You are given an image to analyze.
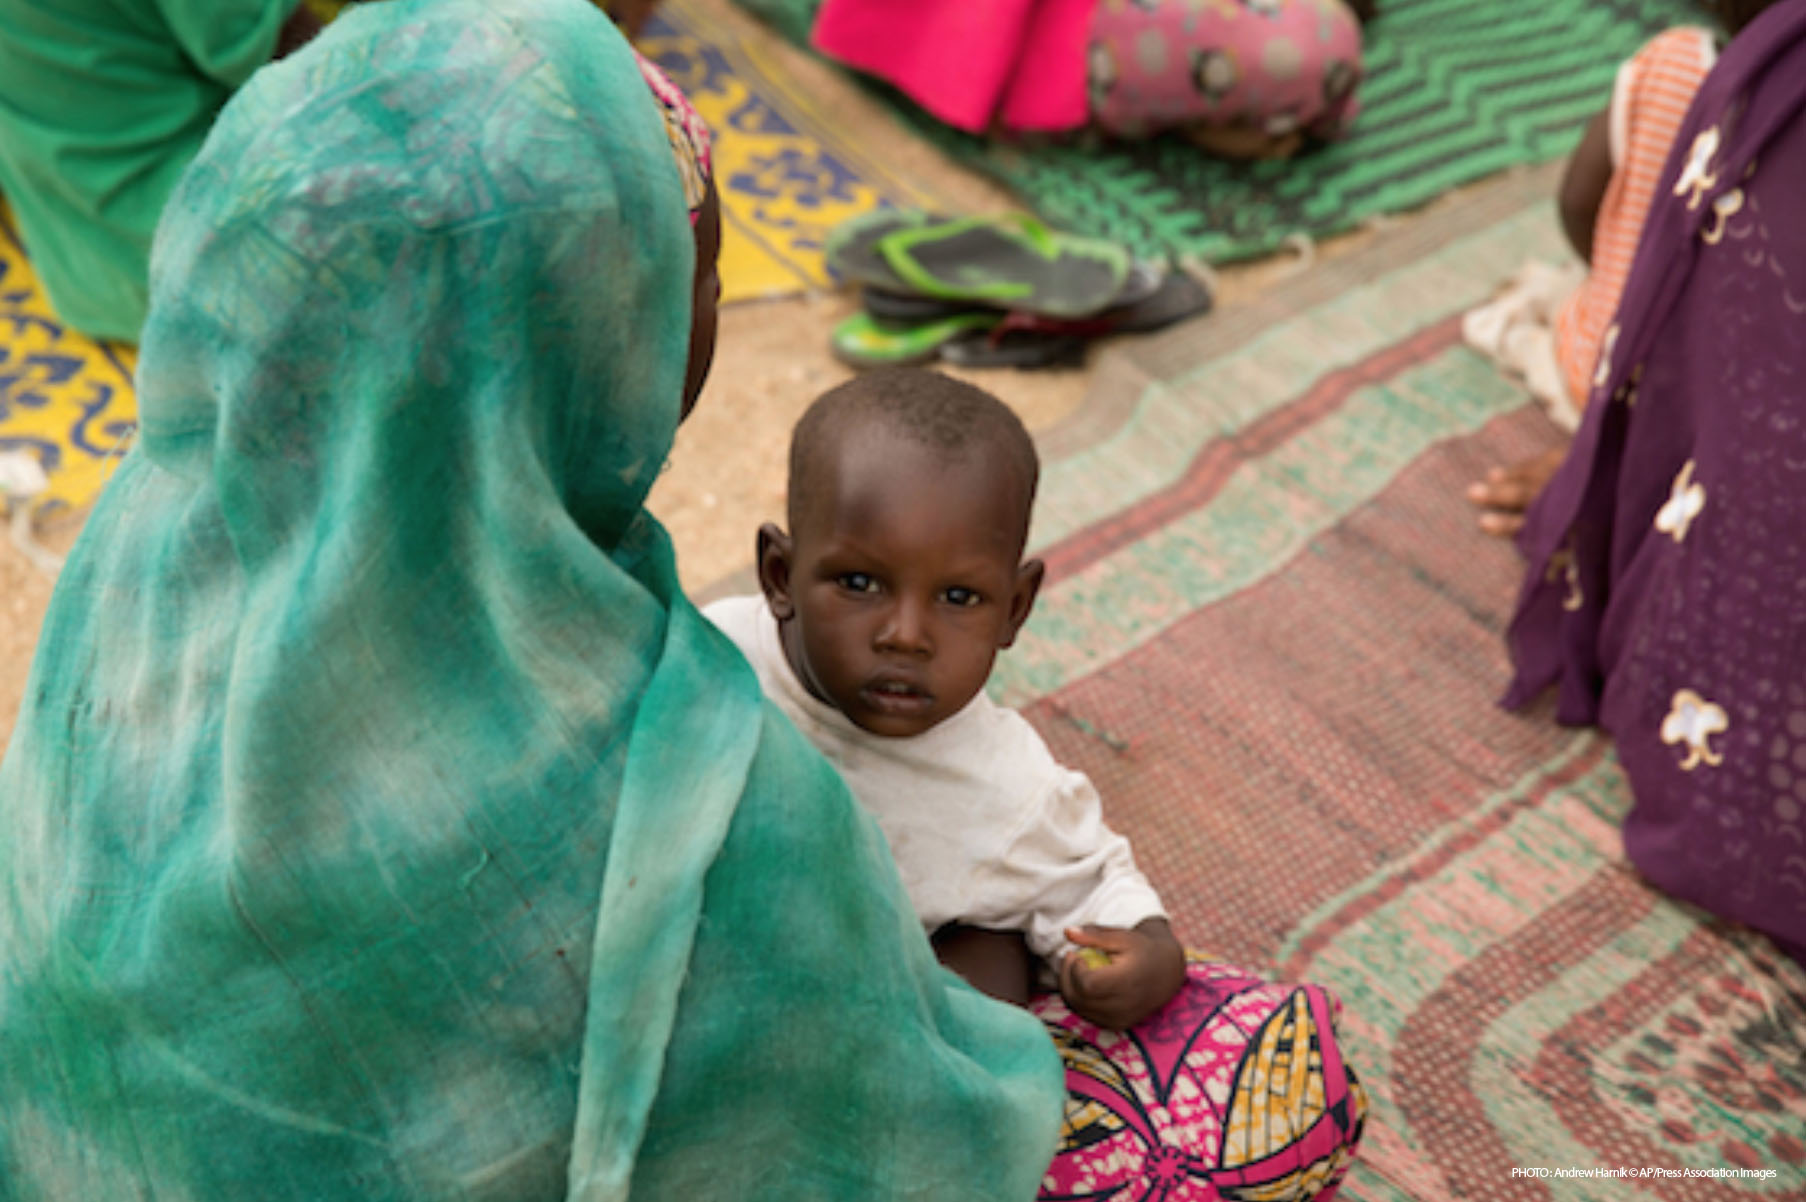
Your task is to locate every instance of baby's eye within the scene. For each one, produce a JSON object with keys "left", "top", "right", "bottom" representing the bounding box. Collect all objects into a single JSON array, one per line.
[
  {"left": 942, "top": 586, "right": 982, "bottom": 608},
  {"left": 836, "top": 572, "right": 879, "bottom": 594}
]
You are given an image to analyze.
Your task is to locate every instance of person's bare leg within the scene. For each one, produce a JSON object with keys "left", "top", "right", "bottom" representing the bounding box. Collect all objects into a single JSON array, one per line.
[
  {"left": 1466, "top": 446, "right": 1568, "bottom": 536},
  {"left": 932, "top": 923, "right": 1034, "bottom": 1007}
]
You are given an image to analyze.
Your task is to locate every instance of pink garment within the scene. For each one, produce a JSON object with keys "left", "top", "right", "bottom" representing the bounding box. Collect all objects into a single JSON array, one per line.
[
  {"left": 1088, "top": 0, "right": 1364, "bottom": 140},
  {"left": 811, "top": 0, "right": 1093, "bottom": 133},
  {"left": 1031, "top": 958, "right": 1367, "bottom": 1200}
]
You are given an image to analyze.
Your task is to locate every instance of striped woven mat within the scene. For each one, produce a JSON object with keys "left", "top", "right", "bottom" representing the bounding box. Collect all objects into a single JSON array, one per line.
[
  {"left": 896, "top": 163, "right": 1804, "bottom": 1196},
  {"left": 736, "top": 0, "right": 1706, "bottom": 262}
]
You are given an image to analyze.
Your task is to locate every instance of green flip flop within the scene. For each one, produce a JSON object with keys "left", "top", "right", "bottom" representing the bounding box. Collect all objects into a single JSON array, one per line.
[
  {"left": 827, "top": 210, "right": 1130, "bottom": 320},
  {"left": 829, "top": 310, "right": 1000, "bottom": 369},
  {"left": 863, "top": 256, "right": 1169, "bottom": 323},
  {"left": 877, "top": 214, "right": 1127, "bottom": 318},
  {"left": 825, "top": 208, "right": 940, "bottom": 288}
]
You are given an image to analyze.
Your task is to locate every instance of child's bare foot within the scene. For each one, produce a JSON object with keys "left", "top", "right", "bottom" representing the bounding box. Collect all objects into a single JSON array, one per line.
[{"left": 1466, "top": 446, "right": 1567, "bottom": 537}]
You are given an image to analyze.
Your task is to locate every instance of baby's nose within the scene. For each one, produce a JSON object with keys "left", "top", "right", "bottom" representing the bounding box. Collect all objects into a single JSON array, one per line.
[{"left": 875, "top": 598, "right": 933, "bottom": 656}]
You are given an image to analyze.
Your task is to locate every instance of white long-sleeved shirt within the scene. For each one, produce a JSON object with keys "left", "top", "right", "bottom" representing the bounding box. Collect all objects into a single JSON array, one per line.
[{"left": 703, "top": 594, "right": 1165, "bottom": 961}]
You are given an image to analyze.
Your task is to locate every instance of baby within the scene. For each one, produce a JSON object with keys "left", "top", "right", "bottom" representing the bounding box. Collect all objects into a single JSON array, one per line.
[{"left": 704, "top": 367, "right": 1185, "bottom": 1029}]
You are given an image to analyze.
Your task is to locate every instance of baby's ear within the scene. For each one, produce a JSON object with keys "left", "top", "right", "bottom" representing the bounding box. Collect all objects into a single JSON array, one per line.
[
  {"left": 757, "top": 523, "right": 798, "bottom": 620},
  {"left": 1000, "top": 558, "right": 1045, "bottom": 648}
]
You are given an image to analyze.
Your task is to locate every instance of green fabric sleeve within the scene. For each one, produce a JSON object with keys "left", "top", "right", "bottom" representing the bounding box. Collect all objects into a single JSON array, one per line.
[{"left": 154, "top": 0, "right": 293, "bottom": 85}]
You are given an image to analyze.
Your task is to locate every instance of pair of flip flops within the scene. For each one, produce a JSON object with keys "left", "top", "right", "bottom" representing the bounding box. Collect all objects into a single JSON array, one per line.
[{"left": 825, "top": 209, "right": 1212, "bottom": 370}]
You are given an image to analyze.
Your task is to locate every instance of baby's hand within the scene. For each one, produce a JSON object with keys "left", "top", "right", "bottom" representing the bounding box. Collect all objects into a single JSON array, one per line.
[{"left": 1058, "top": 919, "right": 1187, "bottom": 1030}]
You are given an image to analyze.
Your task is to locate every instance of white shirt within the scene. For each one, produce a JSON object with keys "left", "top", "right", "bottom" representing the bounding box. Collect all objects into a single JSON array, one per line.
[{"left": 703, "top": 594, "right": 1165, "bottom": 961}]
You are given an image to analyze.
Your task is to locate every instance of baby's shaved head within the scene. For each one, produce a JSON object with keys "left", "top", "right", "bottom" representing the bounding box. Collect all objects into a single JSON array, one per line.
[{"left": 788, "top": 368, "right": 1040, "bottom": 549}]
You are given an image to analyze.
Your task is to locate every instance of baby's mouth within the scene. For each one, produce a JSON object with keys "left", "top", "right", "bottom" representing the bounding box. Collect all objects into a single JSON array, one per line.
[{"left": 862, "top": 677, "right": 934, "bottom": 715}]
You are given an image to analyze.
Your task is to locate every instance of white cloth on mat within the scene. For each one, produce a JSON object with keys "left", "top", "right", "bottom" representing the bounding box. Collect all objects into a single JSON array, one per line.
[
  {"left": 703, "top": 593, "right": 1166, "bottom": 962},
  {"left": 1461, "top": 259, "right": 1586, "bottom": 431}
]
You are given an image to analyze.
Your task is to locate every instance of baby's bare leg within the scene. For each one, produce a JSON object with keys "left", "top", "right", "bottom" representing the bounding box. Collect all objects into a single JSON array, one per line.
[{"left": 931, "top": 923, "right": 1034, "bottom": 1007}]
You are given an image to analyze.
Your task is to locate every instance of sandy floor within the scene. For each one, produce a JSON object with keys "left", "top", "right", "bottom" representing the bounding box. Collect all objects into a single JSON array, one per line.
[
  {"left": 0, "top": 242, "right": 1397, "bottom": 748},
  {"left": 0, "top": 0, "right": 1460, "bottom": 745},
  {"left": 0, "top": 287, "right": 1101, "bottom": 740},
  {"left": 650, "top": 251, "right": 1332, "bottom": 599},
  {"left": 0, "top": 240, "right": 1098, "bottom": 746},
  {"left": 0, "top": 241, "right": 1362, "bottom": 744}
]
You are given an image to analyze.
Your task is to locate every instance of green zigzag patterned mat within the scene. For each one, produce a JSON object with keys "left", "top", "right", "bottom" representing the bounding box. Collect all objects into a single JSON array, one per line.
[{"left": 734, "top": 0, "right": 1705, "bottom": 261}]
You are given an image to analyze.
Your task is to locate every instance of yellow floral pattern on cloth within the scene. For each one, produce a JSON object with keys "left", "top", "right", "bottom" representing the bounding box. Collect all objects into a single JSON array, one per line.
[
  {"left": 1613, "top": 361, "right": 1644, "bottom": 408},
  {"left": 1702, "top": 187, "right": 1745, "bottom": 245},
  {"left": 1662, "top": 688, "right": 1729, "bottom": 770},
  {"left": 1654, "top": 459, "right": 1705, "bottom": 542},
  {"left": 0, "top": 202, "right": 137, "bottom": 519},
  {"left": 1673, "top": 125, "right": 1721, "bottom": 211},
  {"left": 1592, "top": 323, "right": 1619, "bottom": 392},
  {"left": 1694, "top": 150, "right": 1762, "bottom": 248},
  {"left": 1546, "top": 543, "right": 1584, "bottom": 612}
]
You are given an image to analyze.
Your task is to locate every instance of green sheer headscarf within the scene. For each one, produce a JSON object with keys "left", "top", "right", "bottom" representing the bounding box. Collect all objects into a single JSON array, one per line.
[{"left": 0, "top": 1, "right": 1064, "bottom": 1198}]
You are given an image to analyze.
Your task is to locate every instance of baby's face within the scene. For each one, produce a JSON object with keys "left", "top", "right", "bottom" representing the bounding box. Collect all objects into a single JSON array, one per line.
[{"left": 772, "top": 434, "right": 1039, "bottom": 738}]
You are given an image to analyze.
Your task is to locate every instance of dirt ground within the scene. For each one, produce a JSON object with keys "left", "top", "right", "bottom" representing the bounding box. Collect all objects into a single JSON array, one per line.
[
  {"left": 0, "top": 293, "right": 1104, "bottom": 740},
  {"left": 0, "top": 0, "right": 1411, "bottom": 745},
  {"left": 0, "top": 244, "right": 1355, "bottom": 745}
]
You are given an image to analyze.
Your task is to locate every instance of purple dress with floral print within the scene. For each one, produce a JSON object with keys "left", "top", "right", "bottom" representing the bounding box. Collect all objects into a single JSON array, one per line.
[{"left": 1504, "top": 0, "right": 1806, "bottom": 961}]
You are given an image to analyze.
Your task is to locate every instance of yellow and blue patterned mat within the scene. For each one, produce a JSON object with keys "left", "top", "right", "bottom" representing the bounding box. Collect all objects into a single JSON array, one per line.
[
  {"left": 645, "top": 0, "right": 936, "bottom": 301},
  {"left": 0, "top": 206, "right": 136, "bottom": 521},
  {"left": 0, "top": 0, "right": 914, "bottom": 518}
]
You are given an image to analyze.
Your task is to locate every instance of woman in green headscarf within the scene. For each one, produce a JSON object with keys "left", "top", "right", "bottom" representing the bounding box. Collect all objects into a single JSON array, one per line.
[{"left": 0, "top": 1, "right": 1064, "bottom": 1197}]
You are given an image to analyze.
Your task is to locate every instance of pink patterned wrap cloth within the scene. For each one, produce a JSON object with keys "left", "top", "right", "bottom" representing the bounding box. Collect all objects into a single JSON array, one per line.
[
  {"left": 633, "top": 49, "right": 713, "bottom": 222},
  {"left": 1031, "top": 957, "right": 1368, "bottom": 1201}
]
